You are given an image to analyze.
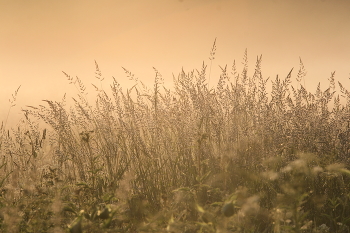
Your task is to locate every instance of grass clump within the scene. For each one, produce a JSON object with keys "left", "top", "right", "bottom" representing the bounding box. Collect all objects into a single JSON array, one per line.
[{"left": 1, "top": 42, "right": 350, "bottom": 232}]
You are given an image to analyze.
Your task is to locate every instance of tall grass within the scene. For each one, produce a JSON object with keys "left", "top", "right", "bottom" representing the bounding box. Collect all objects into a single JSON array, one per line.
[{"left": 1, "top": 42, "right": 350, "bottom": 232}]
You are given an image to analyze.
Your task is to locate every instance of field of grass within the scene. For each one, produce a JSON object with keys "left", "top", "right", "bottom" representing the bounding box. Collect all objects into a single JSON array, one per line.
[{"left": 1, "top": 45, "right": 350, "bottom": 232}]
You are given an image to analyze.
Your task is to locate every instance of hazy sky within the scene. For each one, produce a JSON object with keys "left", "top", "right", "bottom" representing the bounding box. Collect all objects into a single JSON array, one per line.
[{"left": 1, "top": 0, "right": 350, "bottom": 125}]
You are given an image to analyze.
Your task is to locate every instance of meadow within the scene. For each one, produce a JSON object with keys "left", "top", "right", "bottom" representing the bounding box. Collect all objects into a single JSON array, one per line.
[{"left": 1, "top": 44, "right": 350, "bottom": 232}]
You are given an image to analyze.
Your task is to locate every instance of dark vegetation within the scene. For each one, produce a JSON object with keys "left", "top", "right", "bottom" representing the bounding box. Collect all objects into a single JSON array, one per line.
[{"left": 1, "top": 42, "right": 350, "bottom": 232}]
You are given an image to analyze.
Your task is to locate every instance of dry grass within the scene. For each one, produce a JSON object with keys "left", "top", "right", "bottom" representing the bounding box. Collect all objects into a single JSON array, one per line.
[{"left": 1, "top": 42, "right": 350, "bottom": 232}]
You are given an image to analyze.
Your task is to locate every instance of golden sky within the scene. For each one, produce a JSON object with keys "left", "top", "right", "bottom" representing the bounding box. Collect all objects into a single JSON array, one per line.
[{"left": 1, "top": 0, "right": 350, "bottom": 125}]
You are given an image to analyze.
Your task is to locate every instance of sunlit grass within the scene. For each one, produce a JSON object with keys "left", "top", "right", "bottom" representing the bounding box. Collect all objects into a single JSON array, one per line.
[{"left": 1, "top": 42, "right": 350, "bottom": 232}]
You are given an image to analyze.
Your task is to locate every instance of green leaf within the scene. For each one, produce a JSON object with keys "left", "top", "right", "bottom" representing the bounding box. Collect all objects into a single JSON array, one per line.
[
  {"left": 339, "top": 168, "right": 350, "bottom": 176},
  {"left": 210, "top": 202, "right": 223, "bottom": 207},
  {"left": 68, "top": 216, "right": 83, "bottom": 233},
  {"left": 196, "top": 204, "right": 205, "bottom": 213},
  {"left": 63, "top": 206, "right": 77, "bottom": 215},
  {"left": 76, "top": 182, "right": 89, "bottom": 187}
]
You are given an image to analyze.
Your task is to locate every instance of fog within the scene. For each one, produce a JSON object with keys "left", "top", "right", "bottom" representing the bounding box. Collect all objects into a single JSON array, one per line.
[{"left": 1, "top": 0, "right": 350, "bottom": 127}]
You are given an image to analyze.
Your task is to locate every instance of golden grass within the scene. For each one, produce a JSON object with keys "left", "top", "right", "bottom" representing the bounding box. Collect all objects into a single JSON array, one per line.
[{"left": 1, "top": 42, "right": 350, "bottom": 232}]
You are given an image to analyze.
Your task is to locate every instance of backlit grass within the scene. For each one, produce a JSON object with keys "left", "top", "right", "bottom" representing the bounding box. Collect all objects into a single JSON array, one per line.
[{"left": 1, "top": 43, "right": 350, "bottom": 232}]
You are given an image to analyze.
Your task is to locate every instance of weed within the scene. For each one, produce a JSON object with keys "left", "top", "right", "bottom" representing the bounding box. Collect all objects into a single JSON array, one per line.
[{"left": 1, "top": 40, "right": 350, "bottom": 232}]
